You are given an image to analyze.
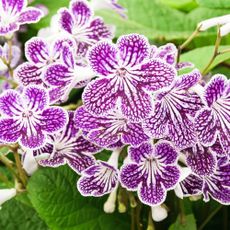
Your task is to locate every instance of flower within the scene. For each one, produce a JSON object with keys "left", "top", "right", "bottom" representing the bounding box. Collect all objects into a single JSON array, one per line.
[
  {"left": 0, "top": 86, "right": 68, "bottom": 149},
  {"left": 77, "top": 148, "right": 120, "bottom": 196},
  {"left": 83, "top": 33, "right": 176, "bottom": 122},
  {"left": 0, "top": 188, "right": 16, "bottom": 206},
  {"left": 90, "top": 0, "right": 127, "bottom": 19},
  {"left": 0, "top": 0, "right": 44, "bottom": 36},
  {"left": 180, "top": 144, "right": 230, "bottom": 204},
  {"left": 44, "top": 43, "right": 95, "bottom": 103},
  {"left": 143, "top": 69, "right": 203, "bottom": 149},
  {"left": 195, "top": 74, "right": 230, "bottom": 153},
  {"left": 33, "top": 112, "right": 101, "bottom": 174},
  {"left": 120, "top": 141, "right": 180, "bottom": 206},
  {"left": 75, "top": 106, "right": 149, "bottom": 148},
  {"left": 58, "top": 0, "right": 113, "bottom": 57}
]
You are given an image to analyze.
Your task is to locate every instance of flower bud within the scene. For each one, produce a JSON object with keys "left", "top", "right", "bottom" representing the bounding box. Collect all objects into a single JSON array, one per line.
[
  {"left": 220, "top": 22, "right": 230, "bottom": 37},
  {"left": 103, "top": 187, "right": 118, "bottom": 213},
  {"left": 151, "top": 205, "right": 168, "bottom": 222},
  {"left": 0, "top": 188, "right": 17, "bottom": 206}
]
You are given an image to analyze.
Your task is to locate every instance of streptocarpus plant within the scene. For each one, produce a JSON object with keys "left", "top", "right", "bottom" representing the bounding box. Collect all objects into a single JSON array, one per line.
[{"left": 0, "top": 0, "right": 229, "bottom": 229}]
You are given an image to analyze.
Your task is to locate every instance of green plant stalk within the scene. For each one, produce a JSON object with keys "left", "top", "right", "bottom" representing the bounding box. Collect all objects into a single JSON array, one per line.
[
  {"left": 198, "top": 205, "right": 222, "bottom": 230},
  {"left": 147, "top": 209, "right": 155, "bottom": 230}
]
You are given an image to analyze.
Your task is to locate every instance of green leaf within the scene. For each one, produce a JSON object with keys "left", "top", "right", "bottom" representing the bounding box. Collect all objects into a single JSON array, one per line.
[
  {"left": 196, "top": 0, "right": 230, "bottom": 8},
  {"left": 97, "top": 0, "right": 194, "bottom": 40},
  {"left": 169, "top": 214, "right": 197, "bottom": 230},
  {"left": 180, "top": 45, "right": 230, "bottom": 72},
  {"left": 27, "top": 166, "right": 130, "bottom": 230},
  {"left": 160, "top": 0, "right": 198, "bottom": 12},
  {"left": 0, "top": 194, "right": 48, "bottom": 230}
]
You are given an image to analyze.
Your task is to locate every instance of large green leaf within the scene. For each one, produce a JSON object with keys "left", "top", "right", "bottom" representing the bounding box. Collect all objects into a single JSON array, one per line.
[
  {"left": 196, "top": 0, "right": 230, "bottom": 8},
  {"left": 169, "top": 214, "right": 197, "bottom": 230},
  {"left": 27, "top": 166, "right": 130, "bottom": 230},
  {"left": 180, "top": 45, "right": 230, "bottom": 72},
  {"left": 0, "top": 194, "right": 48, "bottom": 230},
  {"left": 160, "top": 0, "right": 198, "bottom": 12}
]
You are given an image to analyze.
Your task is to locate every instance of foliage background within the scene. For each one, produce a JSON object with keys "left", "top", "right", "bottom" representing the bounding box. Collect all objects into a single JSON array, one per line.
[{"left": 0, "top": 0, "right": 229, "bottom": 229}]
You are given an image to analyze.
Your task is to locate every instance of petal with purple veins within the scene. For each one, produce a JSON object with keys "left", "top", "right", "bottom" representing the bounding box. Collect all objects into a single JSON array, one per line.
[
  {"left": 154, "top": 141, "right": 178, "bottom": 165},
  {"left": 0, "top": 118, "right": 21, "bottom": 143},
  {"left": 160, "top": 165, "right": 180, "bottom": 189},
  {"left": 18, "top": 7, "right": 43, "bottom": 24},
  {"left": 129, "top": 142, "right": 153, "bottom": 163},
  {"left": 121, "top": 89, "right": 153, "bottom": 122},
  {"left": 195, "top": 108, "right": 218, "bottom": 147},
  {"left": 88, "top": 41, "right": 118, "bottom": 76},
  {"left": 15, "top": 62, "right": 43, "bottom": 86},
  {"left": 0, "top": 23, "right": 18, "bottom": 36},
  {"left": 117, "top": 34, "right": 149, "bottom": 67},
  {"left": 139, "top": 59, "right": 176, "bottom": 91},
  {"left": 155, "top": 43, "right": 177, "bottom": 65},
  {"left": 70, "top": 0, "right": 92, "bottom": 26},
  {"left": 73, "top": 136, "right": 101, "bottom": 153},
  {"left": 120, "top": 163, "right": 141, "bottom": 190},
  {"left": 2, "top": 0, "right": 26, "bottom": 14},
  {"left": 205, "top": 74, "right": 227, "bottom": 107},
  {"left": 25, "top": 37, "right": 49, "bottom": 65},
  {"left": 0, "top": 90, "right": 23, "bottom": 117},
  {"left": 40, "top": 107, "right": 68, "bottom": 133},
  {"left": 83, "top": 78, "right": 118, "bottom": 115},
  {"left": 121, "top": 122, "right": 149, "bottom": 147},
  {"left": 23, "top": 86, "right": 48, "bottom": 111},
  {"left": 139, "top": 180, "right": 166, "bottom": 206},
  {"left": 39, "top": 152, "right": 65, "bottom": 167},
  {"left": 58, "top": 8, "right": 74, "bottom": 34}
]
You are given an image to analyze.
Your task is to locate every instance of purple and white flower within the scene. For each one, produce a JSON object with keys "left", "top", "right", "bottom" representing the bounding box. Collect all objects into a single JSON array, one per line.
[
  {"left": 0, "top": 86, "right": 68, "bottom": 149},
  {"left": 0, "top": 0, "right": 44, "bottom": 36},
  {"left": 58, "top": 0, "right": 113, "bottom": 57},
  {"left": 75, "top": 106, "right": 149, "bottom": 148},
  {"left": 180, "top": 144, "right": 230, "bottom": 205},
  {"left": 33, "top": 112, "right": 101, "bottom": 174},
  {"left": 77, "top": 148, "right": 120, "bottom": 196},
  {"left": 120, "top": 141, "right": 180, "bottom": 206},
  {"left": 143, "top": 69, "right": 203, "bottom": 149},
  {"left": 195, "top": 74, "right": 230, "bottom": 153},
  {"left": 83, "top": 34, "right": 176, "bottom": 122}
]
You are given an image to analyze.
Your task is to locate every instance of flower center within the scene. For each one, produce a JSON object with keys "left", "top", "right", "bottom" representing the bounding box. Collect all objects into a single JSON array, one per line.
[
  {"left": 22, "top": 110, "right": 33, "bottom": 118},
  {"left": 116, "top": 68, "right": 127, "bottom": 77}
]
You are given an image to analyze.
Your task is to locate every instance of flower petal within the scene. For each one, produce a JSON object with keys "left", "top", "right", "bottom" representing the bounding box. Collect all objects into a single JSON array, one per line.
[
  {"left": 139, "top": 59, "right": 176, "bottom": 91},
  {"left": 70, "top": 0, "right": 92, "bottom": 26},
  {"left": 121, "top": 89, "right": 153, "bottom": 122},
  {"left": 61, "top": 44, "right": 74, "bottom": 68},
  {"left": 15, "top": 62, "right": 43, "bottom": 86},
  {"left": 155, "top": 43, "right": 177, "bottom": 65},
  {"left": 205, "top": 74, "right": 227, "bottom": 107},
  {"left": 120, "top": 163, "right": 141, "bottom": 190},
  {"left": 0, "top": 89, "right": 22, "bottom": 117},
  {"left": 23, "top": 86, "right": 48, "bottom": 111},
  {"left": 121, "top": 122, "right": 149, "bottom": 146},
  {"left": 20, "top": 131, "right": 46, "bottom": 149},
  {"left": 58, "top": 8, "right": 74, "bottom": 34},
  {"left": 195, "top": 108, "right": 218, "bottom": 146},
  {"left": 0, "top": 118, "right": 21, "bottom": 143},
  {"left": 154, "top": 141, "right": 178, "bottom": 165},
  {"left": 2, "top": 0, "right": 26, "bottom": 14},
  {"left": 18, "top": 7, "right": 43, "bottom": 24},
  {"left": 117, "top": 34, "right": 149, "bottom": 67},
  {"left": 39, "top": 153, "right": 65, "bottom": 167},
  {"left": 139, "top": 181, "right": 166, "bottom": 206},
  {"left": 88, "top": 41, "right": 118, "bottom": 76},
  {"left": 73, "top": 136, "right": 101, "bottom": 153},
  {"left": 129, "top": 142, "right": 153, "bottom": 163},
  {"left": 83, "top": 78, "right": 118, "bottom": 115},
  {"left": 160, "top": 165, "right": 180, "bottom": 189},
  {"left": 0, "top": 23, "right": 18, "bottom": 35},
  {"left": 25, "top": 37, "right": 49, "bottom": 65},
  {"left": 40, "top": 107, "right": 68, "bottom": 133}
]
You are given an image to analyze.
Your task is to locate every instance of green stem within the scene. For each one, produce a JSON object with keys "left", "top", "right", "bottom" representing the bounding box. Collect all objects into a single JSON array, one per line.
[
  {"left": 198, "top": 205, "right": 222, "bottom": 230},
  {"left": 131, "top": 207, "right": 135, "bottom": 230},
  {"left": 179, "top": 199, "right": 186, "bottom": 225},
  {"left": 202, "top": 27, "right": 222, "bottom": 75},
  {"left": 147, "top": 209, "right": 155, "bottom": 230}
]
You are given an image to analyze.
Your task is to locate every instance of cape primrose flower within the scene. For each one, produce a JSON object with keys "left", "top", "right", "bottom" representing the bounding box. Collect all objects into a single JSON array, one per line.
[
  {"left": 77, "top": 148, "right": 120, "bottom": 196},
  {"left": 33, "top": 112, "right": 101, "bottom": 174},
  {"left": 120, "top": 141, "right": 181, "bottom": 206},
  {"left": 0, "top": 0, "right": 44, "bottom": 36},
  {"left": 195, "top": 74, "right": 230, "bottom": 153},
  {"left": 83, "top": 33, "right": 176, "bottom": 122},
  {"left": 0, "top": 86, "right": 68, "bottom": 149},
  {"left": 58, "top": 0, "right": 113, "bottom": 57},
  {"left": 15, "top": 36, "right": 74, "bottom": 87},
  {"left": 143, "top": 69, "right": 203, "bottom": 149},
  {"left": 180, "top": 144, "right": 230, "bottom": 204},
  {"left": 75, "top": 106, "right": 149, "bottom": 148}
]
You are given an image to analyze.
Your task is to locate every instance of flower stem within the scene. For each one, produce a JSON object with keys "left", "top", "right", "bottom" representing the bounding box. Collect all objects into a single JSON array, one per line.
[
  {"left": 0, "top": 154, "right": 19, "bottom": 179},
  {"left": 147, "top": 209, "right": 155, "bottom": 230},
  {"left": 198, "top": 205, "right": 222, "bottom": 230},
  {"left": 179, "top": 199, "right": 186, "bottom": 225},
  {"left": 131, "top": 207, "right": 135, "bottom": 230},
  {"left": 202, "top": 27, "right": 222, "bottom": 75},
  {"left": 177, "top": 26, "right": 200, "bottom": 63}
]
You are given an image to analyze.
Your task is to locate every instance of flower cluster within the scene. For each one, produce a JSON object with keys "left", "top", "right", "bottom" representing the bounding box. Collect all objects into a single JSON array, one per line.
[{"left": 0, "top": 0, "right": 229, "bottom": 221}]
